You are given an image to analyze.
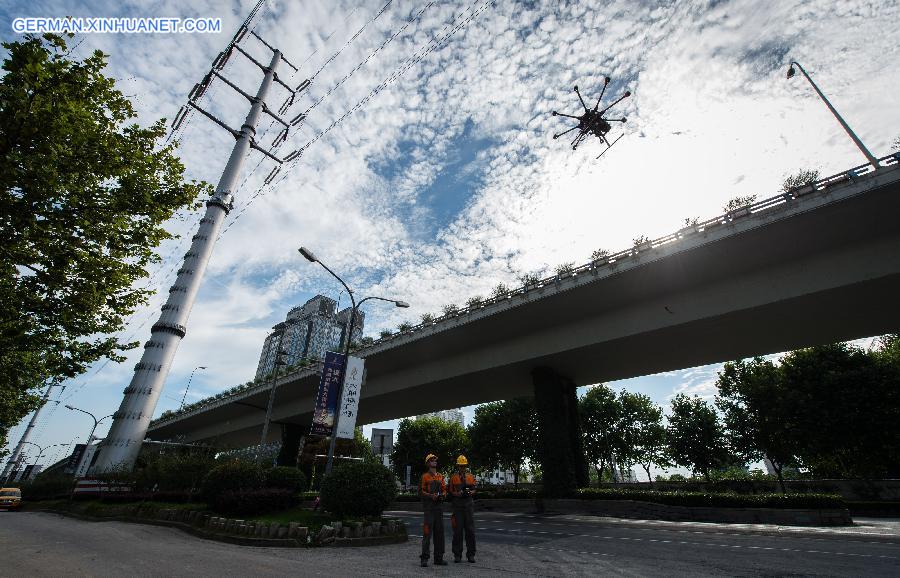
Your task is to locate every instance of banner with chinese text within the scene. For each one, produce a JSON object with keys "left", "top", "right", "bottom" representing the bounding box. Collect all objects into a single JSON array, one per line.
[
  {"left": 310, "top": 351, "right": 344, "bottom": 436},
  {"left": 335, "top": 355, "right": 365, "bottom": 439}
]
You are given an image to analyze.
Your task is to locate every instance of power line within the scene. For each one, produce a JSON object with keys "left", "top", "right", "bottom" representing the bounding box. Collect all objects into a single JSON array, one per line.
[{"left": 221, "top": 0, "right": 497, "bottom": 234}]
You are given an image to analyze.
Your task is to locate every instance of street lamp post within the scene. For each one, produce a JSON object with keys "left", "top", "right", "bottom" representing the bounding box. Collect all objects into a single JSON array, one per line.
[
  {"left": 20, "top": 442, "right": 65, "bottom": 479},
  {"left": 298, "top": 246, "right": 409, "bottom": 474},
  {"left": 256, "top": 349, "right": 288, "bottom": 463},
  {"left": 786, "top": 60, "right": 878, "bottom": 168},
  {"left": 179, "top": 366, "right": 208, "bottom": 410},
  {"left": 65, "top": 405, "right": 114, "bottom": 445}
]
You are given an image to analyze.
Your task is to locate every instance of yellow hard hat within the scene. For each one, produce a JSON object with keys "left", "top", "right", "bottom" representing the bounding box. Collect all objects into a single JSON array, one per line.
[
  {"left": 456, "top": 455, "right": 468, "bottom": 466},
  {"left": 425, "top": 453, "right": 438, "bottom": 464}
]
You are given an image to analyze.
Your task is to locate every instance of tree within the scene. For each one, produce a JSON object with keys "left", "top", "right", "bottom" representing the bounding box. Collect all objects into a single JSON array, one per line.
[
  {"left": 715, "top": 357, "right": 798, "bottom": 493},
  {"left": 580, "top": 384, "right": 621, "bottom": 484},
  {"left": 0, "top": 34, "right": 209, "bottom": 453},
  {"left": 467, "top": 398, "right": 538, "bottom": 488},
  {"left": 778, "top": 343, "right": 900, "bottom": 478},
  {"left": 666, "top": 394, "right": 730, "bottom": 480},
  {"left": 618, "top": 392, "right": 669, "bottom": 484},
  {"left": 782, "top": 169, "right": 820, "bottom": 193},
  {"left": 389, "top": 416, "right": 469, "bottom": 482}
]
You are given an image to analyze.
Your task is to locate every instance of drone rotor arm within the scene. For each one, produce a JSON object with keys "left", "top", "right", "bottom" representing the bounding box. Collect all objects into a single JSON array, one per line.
[
  {"left": 593, "top": 79, "right": 610, "bottom": 112},
  {"left": 553, "top": 125, "right": 580, "bottom": 140},
  {"left": 598, "top": 91, "right": 631, "bottom": 116},
  {"left": 573, "top": 86, "right": 589, "bottom": 110},
  {"left": 552, "top": 111, "right": 582, "bottom": 120}
]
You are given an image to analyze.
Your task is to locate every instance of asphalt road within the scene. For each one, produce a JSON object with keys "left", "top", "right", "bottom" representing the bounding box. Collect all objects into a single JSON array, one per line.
[{"left": 2, "top": 510, "right": 899, "bottom": 577}]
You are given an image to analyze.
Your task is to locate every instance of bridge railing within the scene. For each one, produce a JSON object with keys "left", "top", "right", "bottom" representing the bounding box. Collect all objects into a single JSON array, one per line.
[{"left": 151, "top": 153, "right": 900, "bottom": 427}]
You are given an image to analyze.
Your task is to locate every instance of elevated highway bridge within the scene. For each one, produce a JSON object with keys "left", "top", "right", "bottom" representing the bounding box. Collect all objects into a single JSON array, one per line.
[{"left": 148, "top": 155, "right": 900, "bottom": 468}]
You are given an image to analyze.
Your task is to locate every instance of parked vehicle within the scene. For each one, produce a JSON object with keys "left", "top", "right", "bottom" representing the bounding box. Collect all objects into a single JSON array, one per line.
[{"left": 0, "top": 488, "right": 22, "bottom": 511}]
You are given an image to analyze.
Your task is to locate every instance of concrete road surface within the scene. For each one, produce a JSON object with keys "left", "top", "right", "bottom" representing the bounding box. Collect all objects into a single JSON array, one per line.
[{"left": 2, "top": 511, "right": 899, "bottom": 577}]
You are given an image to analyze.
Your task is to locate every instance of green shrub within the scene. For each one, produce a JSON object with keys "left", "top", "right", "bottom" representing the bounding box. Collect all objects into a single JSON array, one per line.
[
  {"left": 320, "top": 461, "right": 398, "bottom": 518},
  {"left": 212, "top": 488, "right": 297, "bottom": 515},
  {"left": 19, "top": 475, "right": 75, "bottom": 501},
  {"left": 201, "top": 460, "right": 264, "bottom": 502},
  {"left": 265, "top": 466, "right": 307, "bottom": 492},
  {"left": 573, "top": 488, "right": 845, "bottom": 509},
  {"left": 136, "top": 451, "right": 217, "bottom": 492}
]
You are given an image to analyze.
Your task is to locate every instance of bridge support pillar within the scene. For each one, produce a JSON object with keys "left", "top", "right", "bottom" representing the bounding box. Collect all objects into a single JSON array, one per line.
[
  {"left": 276, "top": 424, "right": 305, "bottom": 468},
  {"left": 532, "top": 367, "right": 589, "bottom": 497}
]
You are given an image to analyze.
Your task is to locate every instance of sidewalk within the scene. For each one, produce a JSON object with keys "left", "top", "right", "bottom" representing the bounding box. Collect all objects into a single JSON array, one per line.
[
  {"left": 534, "top": 512, "right": 900, "bottom": 544},
  {"left": 388, "top": 509, "right": 900, "bottom": 544}
]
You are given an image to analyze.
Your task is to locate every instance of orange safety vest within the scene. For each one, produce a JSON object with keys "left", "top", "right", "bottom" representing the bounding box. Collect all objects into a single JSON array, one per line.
[
  {"left": 420, "top": 471, "right": 446, "bottom": 498},
  {"left": 448, "top": 472, "right": 477, "bottom": 495}
]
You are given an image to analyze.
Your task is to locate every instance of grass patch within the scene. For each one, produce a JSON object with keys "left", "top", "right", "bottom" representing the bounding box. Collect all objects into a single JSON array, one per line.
[{"left": 248, "top": 506, "right": 331, "bottom": 531}]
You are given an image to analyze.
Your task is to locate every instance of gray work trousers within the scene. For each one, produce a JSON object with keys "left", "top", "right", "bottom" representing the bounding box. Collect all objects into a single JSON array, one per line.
[
  {"left": 420, "top": 506, "right": 445, "bottom": 561},
  {"left": 452, "top": 498, "right": 476, "bottom": 559}
]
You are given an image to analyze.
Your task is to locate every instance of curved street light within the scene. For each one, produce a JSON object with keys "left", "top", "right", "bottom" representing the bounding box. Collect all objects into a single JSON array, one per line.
[
  {"left": 180, "top": 365, "right": 208, "bottom": 410},
  {"left": 65, "top": 405, "right": 114, "bottom": 444},
  {"left": 20, "top": 442, "right": 66, "bottom": 478},
  {"left": 786, "top": 60, "right": 878, "bottom": 167},
  {"left": 298, "top": 246, "right": 409, "bottom": 474}
]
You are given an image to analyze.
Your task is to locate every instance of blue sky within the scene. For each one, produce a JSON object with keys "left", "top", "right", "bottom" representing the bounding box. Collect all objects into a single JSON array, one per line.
[{"left": 2, "top": 0, "right": 899, "bottom": 476}]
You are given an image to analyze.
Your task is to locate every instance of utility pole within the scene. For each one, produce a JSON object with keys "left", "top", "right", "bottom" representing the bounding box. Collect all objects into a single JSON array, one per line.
[
  {"left": 2, "top": 382, "right": 57, "bottom": 484},
  {"left": 256, "top": 348, "right": 288, "bottom": 463},
  {"left": 91, "top": 27, "right": 307, "bottom": 473}
]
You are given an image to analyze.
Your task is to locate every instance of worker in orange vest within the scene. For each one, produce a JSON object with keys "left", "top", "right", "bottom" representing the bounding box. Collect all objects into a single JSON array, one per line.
[
  {"left": 448, "top": 454, "right": 477, "bottom": 563},
  {"left": 419, "top": 453, "right": 447, "bottom": 567}
]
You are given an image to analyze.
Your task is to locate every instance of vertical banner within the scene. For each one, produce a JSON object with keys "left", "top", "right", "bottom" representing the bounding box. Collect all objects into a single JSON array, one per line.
[
  {"left": 310, "top": 351, "right": 345, "bottom": 436},
  {"left": 335, "top": 356, "right": 365, "bottom": 439},
  {"left": 75, "top": 444, "right": 98, "bottom": 478}
]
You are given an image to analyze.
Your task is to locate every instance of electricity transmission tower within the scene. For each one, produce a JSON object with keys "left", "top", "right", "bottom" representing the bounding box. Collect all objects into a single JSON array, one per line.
[{"left": 91, "top": 26, "right": 308, "bottom": 472}]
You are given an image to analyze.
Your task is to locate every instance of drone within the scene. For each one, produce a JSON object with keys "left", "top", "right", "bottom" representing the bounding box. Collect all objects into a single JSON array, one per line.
[{"left": 551, "top": 77, "right": 631, "bottom": 159}]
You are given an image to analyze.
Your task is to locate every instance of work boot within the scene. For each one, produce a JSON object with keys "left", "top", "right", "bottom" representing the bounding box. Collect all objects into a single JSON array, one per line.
[
  {"left": 467, "top": 556, "right": 476, "bottom": 563},
  {"left": 434, "top": 559, "right": 448, "bottom": 566},
  {"left": 454, "top": 556, "right": 462, "bottom": 563}
]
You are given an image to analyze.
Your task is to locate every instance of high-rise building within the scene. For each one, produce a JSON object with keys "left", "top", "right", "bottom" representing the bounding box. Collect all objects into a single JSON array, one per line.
[
  {"left": 416, "top": 408, "right": 465, "bottom": 428},
  {"left": 254, "top": 295, "right": 365, "bottom": 379}
]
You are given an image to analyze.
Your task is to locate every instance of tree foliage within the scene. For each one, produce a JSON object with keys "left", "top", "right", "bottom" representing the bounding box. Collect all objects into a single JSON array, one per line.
[
  {"left": 389, "top": 416, "right": 469, "bottom": 481},
  {"left": 467, "top": 398, "right": 538, "bottom": 487},
  {"left": 778, "top": 343, "right": 900, "bottom": 478},
  {"left": 666, "top": 394, "right": 730, "bottom": 480},
  {"left": 580, "top": 384, "right": 621, "bottom": 483},
  {"left": 619, "top": 392, "right": 669, "bottom": 483},
  {"left": 0, "top": 34, "right": 209, "bottom": 452},
  {"left": 716, "top": 357, "right": 797, "bottom": 492}
]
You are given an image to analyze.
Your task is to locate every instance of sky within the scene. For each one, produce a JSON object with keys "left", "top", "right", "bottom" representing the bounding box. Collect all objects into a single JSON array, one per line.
[{"left": 2, "top": 0, "right": 899, "bottom": 477}]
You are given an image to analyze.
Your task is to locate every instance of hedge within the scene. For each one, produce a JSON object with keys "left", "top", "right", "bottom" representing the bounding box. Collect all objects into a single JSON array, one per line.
[
  {"left": 320, "top": 462, "right": 397, "bottom": 518},
  {"left": 265, "top": 466, "right": 307, "bottom": 492},
  {"left": 212, "top": 488, "right": 297, "bottom": 515},
  {"left": 573, "top": 488, "right": 846, "bottom": 509},
  {"left": 201, "top": 460, "right": 265, "bottom": 502}
]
